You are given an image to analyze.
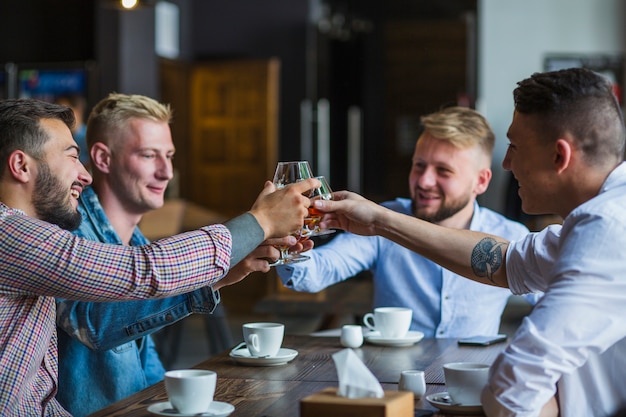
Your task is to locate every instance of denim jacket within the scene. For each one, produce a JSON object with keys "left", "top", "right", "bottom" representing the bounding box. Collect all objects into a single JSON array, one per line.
[{"left": 55, "top": 186, "right": 220, "bottom": 417}]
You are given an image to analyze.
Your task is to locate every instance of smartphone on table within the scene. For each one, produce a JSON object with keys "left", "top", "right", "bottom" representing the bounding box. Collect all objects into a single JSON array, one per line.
[{"left": 457, "top": 334, "right": 507, "bottom": 346}]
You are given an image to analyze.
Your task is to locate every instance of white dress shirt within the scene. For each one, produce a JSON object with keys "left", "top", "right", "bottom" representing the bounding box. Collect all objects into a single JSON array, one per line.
[{"left": 482, "top": 162, "right": 626, "bottom": 417}]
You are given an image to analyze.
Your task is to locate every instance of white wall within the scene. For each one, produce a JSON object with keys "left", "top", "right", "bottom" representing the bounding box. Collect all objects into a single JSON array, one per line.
[{"left": 477, "top": 0, "right": 625, "bottom": 212}]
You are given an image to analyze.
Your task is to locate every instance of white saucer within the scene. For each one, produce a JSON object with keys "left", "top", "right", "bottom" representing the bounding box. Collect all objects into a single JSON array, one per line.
[
  {"left": 364, "top": 330, "right": 424, "bottom": 347},
  {"left": 425, "top": 392, "right": 483, "bottom": 415},
  {"left": 229, "top": 347, "right": 298, "bottom": 366},
  {"left": 147, "top": 401, "right": 234, "bottom": 416}
]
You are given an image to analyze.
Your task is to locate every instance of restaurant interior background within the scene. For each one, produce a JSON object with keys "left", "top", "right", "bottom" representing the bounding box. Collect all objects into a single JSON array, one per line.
[{"left": 1, "top": 0, "right": 624, "bottom": 366}]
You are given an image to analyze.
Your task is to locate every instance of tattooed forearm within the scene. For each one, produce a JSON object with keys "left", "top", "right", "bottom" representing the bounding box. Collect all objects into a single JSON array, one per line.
[{"left": 471, "top": 237, "right": 506, "bottom": 283}]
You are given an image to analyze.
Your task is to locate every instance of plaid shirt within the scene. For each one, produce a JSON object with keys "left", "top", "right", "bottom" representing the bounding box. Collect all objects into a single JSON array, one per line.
[{"left": 0, "top": 202, "right": 232, "bottom": 416}]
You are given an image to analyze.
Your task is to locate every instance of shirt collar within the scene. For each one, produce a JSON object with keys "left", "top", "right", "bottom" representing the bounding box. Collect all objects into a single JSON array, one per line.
[
  {"left": 599, "top": 161, "right": 626, "bottom": 194},
  {"left": 0, "top": 202, "right": 27, "bottom": 217},
  {"left": 78, "top": 186, "right": 149, "bottom": 246}
]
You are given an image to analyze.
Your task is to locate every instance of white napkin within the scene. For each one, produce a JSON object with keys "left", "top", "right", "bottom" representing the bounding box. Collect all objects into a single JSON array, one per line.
[{"left": 332, "top": 348, "right": 384, "bottom": 398}]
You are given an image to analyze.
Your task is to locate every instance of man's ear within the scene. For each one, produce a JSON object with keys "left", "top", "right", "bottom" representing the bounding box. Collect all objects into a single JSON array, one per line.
[
  {"left": 7, "top": 150, "right": 33, "bottom": 183},
  {"left": 554, "top": 138, "right": 573, "bottom": 174},
  {"left": 90, "top": 142, "right": 112, "bottom": 174},
  {"left": 474, "top": 167, "right": 492, "bottom": 196}
]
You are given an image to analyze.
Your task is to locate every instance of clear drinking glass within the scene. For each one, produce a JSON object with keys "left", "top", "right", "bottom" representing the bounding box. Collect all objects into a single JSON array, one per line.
[
  {"left": 306, "top": 176, "right": 335, "bottom": 237},
  {"left": 268, "top": 161, "right": 313, "bottom": 266}
]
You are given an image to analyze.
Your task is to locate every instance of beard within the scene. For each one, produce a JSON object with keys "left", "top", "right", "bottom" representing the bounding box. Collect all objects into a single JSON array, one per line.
[
  {"left": 32, "top": 162, "right": 83, "bottom": 231},
  {"left": 412, "top": 191, "right": 471, "bottom": 224}
]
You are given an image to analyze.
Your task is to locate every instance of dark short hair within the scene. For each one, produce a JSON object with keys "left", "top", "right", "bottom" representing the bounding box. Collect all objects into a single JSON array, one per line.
[
  {"left": 513, "top": 68, "right": 625, "bottom": 167},
  {"left": 0, "top": 99, "right": 75, "bottom": 178}
]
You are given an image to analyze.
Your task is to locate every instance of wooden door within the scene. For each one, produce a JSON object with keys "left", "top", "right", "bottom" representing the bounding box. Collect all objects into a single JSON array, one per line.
[{"left": 189, "top": 59, "right": 280, "bottom": 218}]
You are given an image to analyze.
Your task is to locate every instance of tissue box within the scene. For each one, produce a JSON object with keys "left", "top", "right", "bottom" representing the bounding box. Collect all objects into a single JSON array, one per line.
[{"left": 300, "top": 388, "right": 413, "bottom": 417}]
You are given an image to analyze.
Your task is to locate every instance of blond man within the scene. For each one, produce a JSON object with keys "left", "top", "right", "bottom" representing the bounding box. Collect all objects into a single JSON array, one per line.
[{"left": 278, "top": 106, "right": 535, "bottom": 338}]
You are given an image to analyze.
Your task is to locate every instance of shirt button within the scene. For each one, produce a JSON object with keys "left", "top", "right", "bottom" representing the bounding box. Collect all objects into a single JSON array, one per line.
[
  {"left": 165, "top": 314, "right": 173, "bottom": 321},
  {"left": 438, "top": 330, "right": 445, "bottom": 335}
]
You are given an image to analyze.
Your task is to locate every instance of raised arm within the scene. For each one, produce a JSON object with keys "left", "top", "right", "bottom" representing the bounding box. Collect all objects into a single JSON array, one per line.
[
  {"left": 0, "top": 179, "right": 319, "bottom": 301},
  {"left": 316, "top": 190, "right": 510, "bottom": 288}
]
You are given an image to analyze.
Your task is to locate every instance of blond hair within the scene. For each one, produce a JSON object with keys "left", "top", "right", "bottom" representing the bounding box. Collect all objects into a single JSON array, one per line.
[
  {"left": 86, "top": 93, "right": 172, "bottom": 150},
  {"left": 420, "top": 106, "right": 494, "bottom": 157}
]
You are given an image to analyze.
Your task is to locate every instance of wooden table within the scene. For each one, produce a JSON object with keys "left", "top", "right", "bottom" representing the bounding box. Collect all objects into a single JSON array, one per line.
[{"left": 88, "top": 334, "right": 507, "bottom": 417}]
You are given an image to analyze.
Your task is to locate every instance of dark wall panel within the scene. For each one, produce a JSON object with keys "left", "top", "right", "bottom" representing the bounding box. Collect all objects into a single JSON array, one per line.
[{"left": 0, "top": 0, "right": 95, "bottom": 63}]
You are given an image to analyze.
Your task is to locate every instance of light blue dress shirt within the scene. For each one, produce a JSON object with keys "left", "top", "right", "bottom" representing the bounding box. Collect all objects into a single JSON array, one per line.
[
  {"left": 278, "top": 198, "right": 533, "bottom": 338},
  {"left": 482, "top": 162, "right": 626, "bottom": 417},
  {"left": 55, "top": 186, "right": 220, "bottom": 417}
]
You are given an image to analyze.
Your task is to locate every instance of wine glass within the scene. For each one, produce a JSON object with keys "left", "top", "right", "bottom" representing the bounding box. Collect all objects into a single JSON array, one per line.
[
  {"left": 272, "top": 161, "right": 313, "bottom": 188},
  {"left": 306, "top": 176, "right": 336, "bottom": 237},
  {"left": 268, "top": 161, "right": 313, "bottom": 266}
]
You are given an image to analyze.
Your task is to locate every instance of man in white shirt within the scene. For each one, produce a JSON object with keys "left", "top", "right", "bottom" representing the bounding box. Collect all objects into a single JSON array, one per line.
[{"left": 314, "top": 67, "right": 626, "bottom": 417}]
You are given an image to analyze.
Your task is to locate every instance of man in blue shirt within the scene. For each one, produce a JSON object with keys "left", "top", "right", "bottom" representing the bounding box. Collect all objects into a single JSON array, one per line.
[
  {"left": 278, "top": 106, "right": 536, "bottom": 338},
  {"left": 55, "top": 93, "right": 293, "bottom": 416}
]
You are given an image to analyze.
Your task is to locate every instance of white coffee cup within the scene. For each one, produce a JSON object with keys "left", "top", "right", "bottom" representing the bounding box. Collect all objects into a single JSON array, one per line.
[
  {"left": 164, "top": 369, "right": 216, "bottom": 414},
  {"left": 340, "top": 324, "right": 364, "bottom": 348},
  {"left": 363, "top": 307, "right": 412, "bottom": 338},
  {"left": 399, "top": 369, "right": 426, "bottom": 400},
  {"left": 443, "top": 362, "right": 489, "bottom": 406},
  {"left": 242, "top": 322, "right": 284, "bottom": 357}
]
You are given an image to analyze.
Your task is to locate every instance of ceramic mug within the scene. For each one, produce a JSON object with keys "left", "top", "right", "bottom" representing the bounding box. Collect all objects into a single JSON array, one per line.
[
  {"left": 164, "top": 369, "right": 216, "bottom": 414},
  {"left": 443, "top": 362, "right": 489, "bottom": 405},
  {"left": 363, "top": 307, "right": 412, "bottom": 338},
  {"left": 242, "top": 322, "right": 284, "bottom": 357}
]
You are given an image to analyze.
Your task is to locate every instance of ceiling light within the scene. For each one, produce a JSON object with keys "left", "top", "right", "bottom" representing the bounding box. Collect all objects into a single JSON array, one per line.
[{"left": 121, "top": 0, "right": 139, "bottom": 9}]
